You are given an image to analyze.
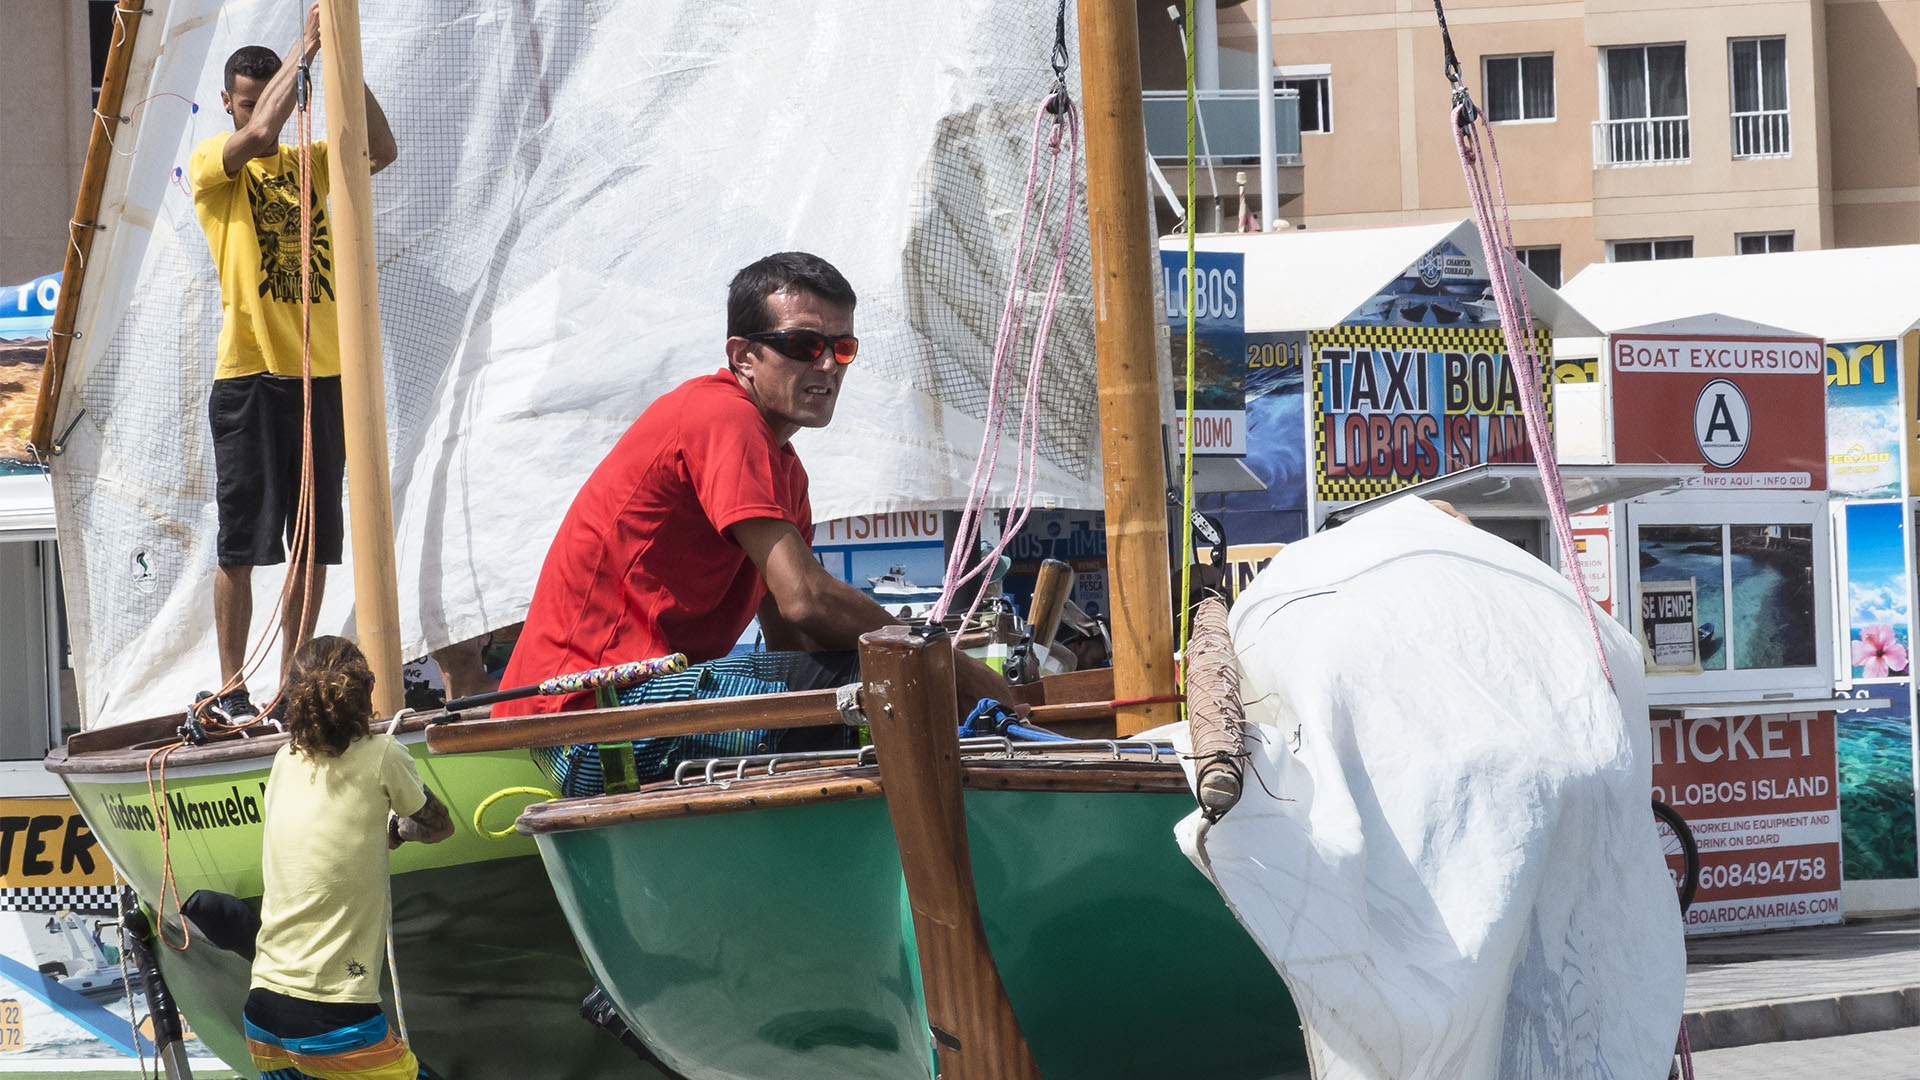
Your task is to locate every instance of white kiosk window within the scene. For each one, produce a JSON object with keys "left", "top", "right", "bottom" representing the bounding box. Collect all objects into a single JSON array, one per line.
[{"left": 1625, "top": 497, "right": 1829, "bottom": 700}]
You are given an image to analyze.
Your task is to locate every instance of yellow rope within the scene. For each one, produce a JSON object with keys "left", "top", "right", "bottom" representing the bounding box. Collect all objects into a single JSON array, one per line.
[
  {"left": 1177, "top": 0, "right": 1200, "bottom": 718},
  {"left": 472, "top": 786, "right": 557, "bottom": 841}
]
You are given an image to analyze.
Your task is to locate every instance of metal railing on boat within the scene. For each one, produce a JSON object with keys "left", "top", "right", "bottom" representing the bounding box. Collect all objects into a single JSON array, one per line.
[{"left": 669, "top": 735, "right": 1182, "bottom": 787}]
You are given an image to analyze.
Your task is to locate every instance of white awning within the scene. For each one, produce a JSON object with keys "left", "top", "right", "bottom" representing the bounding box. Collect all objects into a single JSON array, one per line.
[
  {"left": 0, "top": 474, "right": 55, "bottom": 540},
  {"left": 1166, "top": 219, "right": 1599, "bottom": 335},
  {"left": 1320, "top": 463, "right": 1702, "bottom": 526},
  {"left": 1561, "top": 245, "right": 1920, "bottom": 341}
]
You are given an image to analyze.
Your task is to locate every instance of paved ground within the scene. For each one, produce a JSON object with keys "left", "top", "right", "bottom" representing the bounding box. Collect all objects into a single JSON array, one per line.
[
  {"left": 1687, "top": 1027, "right": 1920, "bottom": 1079},
  {"left": 1686, "top": 914, "right": 1918, "bottom": 1010},
  {"left": 1683, "top": 914, "right": 1919, "bottom": 1051}
]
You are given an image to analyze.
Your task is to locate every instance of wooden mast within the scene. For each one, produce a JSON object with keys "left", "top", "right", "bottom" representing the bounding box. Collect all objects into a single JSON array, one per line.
[
  {"left": 28, "top": 1, "right": 147, "bottom": 454},
  {"left": 316, "top": 0, "right": 405, "bottom": 715},
  {"left": 1073, "top": 0, "right": 1179, "bottom": 735}
]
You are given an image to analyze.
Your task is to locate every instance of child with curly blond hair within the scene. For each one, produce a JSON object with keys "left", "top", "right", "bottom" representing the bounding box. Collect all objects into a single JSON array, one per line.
[{"left": 244, "top": 635, "right": 452, "bottom": 1080}]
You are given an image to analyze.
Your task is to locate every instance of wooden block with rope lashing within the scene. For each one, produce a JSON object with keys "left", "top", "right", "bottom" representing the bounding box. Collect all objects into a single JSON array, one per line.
[{"left": 1185, "top": 596, "right": 1244, "bottom": 821}]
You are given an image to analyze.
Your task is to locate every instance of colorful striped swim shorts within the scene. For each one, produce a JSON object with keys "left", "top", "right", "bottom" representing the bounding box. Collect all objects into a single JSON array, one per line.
[{"left": 243, "top": 988, "right": 426, "bottom": 1080}]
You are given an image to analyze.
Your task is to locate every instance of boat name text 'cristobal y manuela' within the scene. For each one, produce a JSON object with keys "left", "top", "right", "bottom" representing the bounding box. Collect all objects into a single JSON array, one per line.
[{"left": 100, "top": 785, "right": 265, "bottom": 833}]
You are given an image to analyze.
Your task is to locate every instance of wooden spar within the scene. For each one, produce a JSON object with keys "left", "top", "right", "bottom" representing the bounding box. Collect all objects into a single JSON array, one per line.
[
  {"left": 1026, "top": 557, "right": 1073, "bottom": 650},
  {"left": 858, "top": 625, "right": 1043, "bottom": 1080},
  {"left": 28, "top": 2, "right": 147, "bottom": 454},
  {"left": 1185, "top": 595, "right": 1244, "bottom": 819},
  {"left": 423, "top": 689, "right": 847, "bottom": 755},
  {"left": 1074, "top": 0, "right": 1179, "bottom": 736},
  {"left": 317, "top": 0, "right": 405, "bottom": 714}
]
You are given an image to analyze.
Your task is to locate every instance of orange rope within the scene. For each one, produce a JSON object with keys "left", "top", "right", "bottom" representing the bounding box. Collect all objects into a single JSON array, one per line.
[{"left": 152, "top": 19, "right": 327, "bottom": 947}]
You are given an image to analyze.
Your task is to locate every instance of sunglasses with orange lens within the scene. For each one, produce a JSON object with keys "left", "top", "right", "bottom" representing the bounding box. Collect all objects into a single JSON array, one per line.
[{"left": 744, "top": 329, "right": 859, "bottom": 365}]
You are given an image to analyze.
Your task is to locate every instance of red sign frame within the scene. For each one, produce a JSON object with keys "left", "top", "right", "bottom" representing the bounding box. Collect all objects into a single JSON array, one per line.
[{"left": 1612, "top": 334, "right": 1827, "bottom": 490}]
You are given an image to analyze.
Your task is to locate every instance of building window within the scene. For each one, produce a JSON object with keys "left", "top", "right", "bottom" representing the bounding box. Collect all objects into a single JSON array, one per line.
[
  {"left": 1609, "top": 238, "right": 1693, "bottom": 263},
  {"left": 1730, "top": 38, "right": 1790, "bottom": 158},
  {"left": 1484, "top": 55, "right": 1555, "bottom": 122},
  {"left": 1515, "top": 246, "right": 1562, "bottom": 288},
  {"left": 89, "top": 0, "right": 120, "bottom": 105},
  {"left": 1596, "top": 45, "right": 1689, "bottom": 165},
  {"left": 1737, "top": 232, "right": 1794, "bottom": 255},
  {"left": 1275, "top": 66, "right": 1332, "bottom": 133}
]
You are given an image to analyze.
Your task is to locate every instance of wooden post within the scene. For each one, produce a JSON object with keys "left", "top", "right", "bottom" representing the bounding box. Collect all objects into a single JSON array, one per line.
[
  {"left": 859, "top": 625, "right": 1043, "bottom": 1080},
  {"left": 1074, "top": 0, "right": 1179, "bottom": 735},
  {"left": 29, "top": 2, "right": 147, "bottom": 453},
  {"left": 317, "top": 0, "right": 404, "bottom": 715},
  {"left": 1026, "top": 558, "right": 1073, "bottom": 651}
]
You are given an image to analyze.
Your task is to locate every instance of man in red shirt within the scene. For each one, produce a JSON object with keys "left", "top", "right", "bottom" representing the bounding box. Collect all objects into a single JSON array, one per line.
[{"left": 496, "top": 252, "right": 1008, "bottom": 720}]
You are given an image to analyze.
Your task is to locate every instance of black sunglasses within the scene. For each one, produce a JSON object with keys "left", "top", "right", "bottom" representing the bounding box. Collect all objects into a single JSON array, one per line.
[{"left": 744, "top": 329, "right": 860, "bottom": 365}]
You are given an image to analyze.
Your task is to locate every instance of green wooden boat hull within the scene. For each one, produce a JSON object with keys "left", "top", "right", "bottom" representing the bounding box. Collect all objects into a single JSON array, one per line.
[
  {"left": 53, "top": 734, "right": 651, "bottom": 1079},
  {"left": 536, "top": 785, "right": 1306, "bottom": 1080}
]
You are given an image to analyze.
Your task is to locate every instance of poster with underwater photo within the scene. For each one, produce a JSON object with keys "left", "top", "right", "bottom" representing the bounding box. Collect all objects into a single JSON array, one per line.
[
  {"left": 1843, "top": 501, "right": 1910, "bottom": 680},
  {"left": 1833, "top": 684, "right": 1919, "bottom": 881},
  {"left": 1341, "top": 238, "right": 1499, "bottom": 329},
  {"left": 0, "top": 274, "right": 58, "bottom": 475},
  {"left": 1199, "top": 332, "right": 1306, "bottom": 544},
  {"left": 1826, "top": 340, "right": 1901, "bottom": 501}
]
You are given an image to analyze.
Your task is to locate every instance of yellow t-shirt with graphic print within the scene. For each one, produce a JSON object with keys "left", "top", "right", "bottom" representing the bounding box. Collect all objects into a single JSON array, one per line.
[
  {"left": 189, "top": 131, "right": 340, "bottom": 380},
  {"left": 251, "top": 734, "right": 426, "bottom": 1004}
]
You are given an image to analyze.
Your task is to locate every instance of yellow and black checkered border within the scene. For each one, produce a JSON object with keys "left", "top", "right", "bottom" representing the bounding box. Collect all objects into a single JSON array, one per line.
[{"left": 1311, "top": 324, "right": 1554, "bottom": 503}]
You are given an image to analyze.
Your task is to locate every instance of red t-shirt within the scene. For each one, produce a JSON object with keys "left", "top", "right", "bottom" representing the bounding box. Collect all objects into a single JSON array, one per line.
[{"left": 494, "top": 371, "right": 811, "bottom": 716}]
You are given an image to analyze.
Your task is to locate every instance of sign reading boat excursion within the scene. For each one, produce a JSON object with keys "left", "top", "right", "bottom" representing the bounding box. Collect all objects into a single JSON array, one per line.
[{"left": 1612, "top": 333, "right": 1825, "bottom": 490}]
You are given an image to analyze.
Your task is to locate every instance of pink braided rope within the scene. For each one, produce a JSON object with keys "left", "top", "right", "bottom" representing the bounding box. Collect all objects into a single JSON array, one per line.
[
  {"left": 1451, "top": 104, "right": 1614, "bottom": 690},
  {"left": 930, "top": 95, "right": 1082, "bottom": 628}
]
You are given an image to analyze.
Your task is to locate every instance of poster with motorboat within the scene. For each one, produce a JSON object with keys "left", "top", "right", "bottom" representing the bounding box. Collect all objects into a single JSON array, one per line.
[
  {"left": 0, "top": 793, "right": 219, "bottom": 1063},
  {"left": 811, "top": 512, "right": 949, "bottom": 618}
]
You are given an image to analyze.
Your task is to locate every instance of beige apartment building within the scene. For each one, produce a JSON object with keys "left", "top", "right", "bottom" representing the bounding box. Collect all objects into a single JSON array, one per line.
[{"left": 1141, "top": 0, "right": 1920, "bottom": 285}]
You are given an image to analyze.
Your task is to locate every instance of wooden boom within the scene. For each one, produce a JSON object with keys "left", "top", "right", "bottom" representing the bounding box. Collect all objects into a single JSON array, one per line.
[{"left": 29, "top": 2, "right": 148, "bottom": 454}]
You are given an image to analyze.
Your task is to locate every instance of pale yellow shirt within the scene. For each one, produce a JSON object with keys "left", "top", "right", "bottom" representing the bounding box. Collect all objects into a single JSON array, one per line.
[
  {"left": 251, "top": 733, "right": 425, "bottom": 1004},
  {"left": 189, "top": 131, "right": 341, "bottom": 380}
]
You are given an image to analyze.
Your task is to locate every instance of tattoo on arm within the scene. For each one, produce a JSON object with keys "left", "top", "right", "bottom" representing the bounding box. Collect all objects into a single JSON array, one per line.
[{"left": 396, "top": 787, "right": 455, "bottom": 844}]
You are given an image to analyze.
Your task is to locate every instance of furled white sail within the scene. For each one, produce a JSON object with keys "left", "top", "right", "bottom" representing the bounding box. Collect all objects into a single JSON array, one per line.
[
  {"left": 50, "top": 1, "right": 1108, "bottom": 725},
  {"left": 1176, "top": 497, "right": 1684, "bottom": 1080}
]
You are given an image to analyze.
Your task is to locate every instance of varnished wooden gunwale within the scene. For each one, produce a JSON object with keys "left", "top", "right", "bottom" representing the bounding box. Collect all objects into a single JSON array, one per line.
[{"left": 516, "top": 754, "right": 1188, "bottom": 835}]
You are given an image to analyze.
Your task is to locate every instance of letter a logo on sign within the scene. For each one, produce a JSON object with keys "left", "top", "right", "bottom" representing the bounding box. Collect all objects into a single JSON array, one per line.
[{"left": 1693, "top": 378, "right": 1750, "bottom": 468}]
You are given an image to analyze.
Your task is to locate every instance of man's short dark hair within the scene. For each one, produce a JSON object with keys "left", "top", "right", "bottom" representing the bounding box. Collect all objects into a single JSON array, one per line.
[
  {"left": 224, "top": 46, "right": 282, "bottom": 93},
  {"left": 726, "top": 252, "right": 856, "bottom": 338}
]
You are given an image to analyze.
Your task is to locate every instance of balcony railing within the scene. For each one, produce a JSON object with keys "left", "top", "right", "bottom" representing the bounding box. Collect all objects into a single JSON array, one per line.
[
  {"left": 1592, "top": 116, "right": 1691, "bottom": 167},
  {"left": 1142, "top": 89, "right": 1302, "bottom": 165},
  {"left": 1732, "top": 109, "right": 1791, "bottom": 159}
]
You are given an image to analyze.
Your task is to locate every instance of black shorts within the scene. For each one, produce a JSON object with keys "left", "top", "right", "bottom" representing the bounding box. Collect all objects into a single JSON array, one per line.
[{"left": 210, "top": 374, "right": 345, "bottom": 567}]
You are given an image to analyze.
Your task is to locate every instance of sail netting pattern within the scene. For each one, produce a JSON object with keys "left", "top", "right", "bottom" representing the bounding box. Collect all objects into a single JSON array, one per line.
[{"left": 52, "top": 0, "right": 1113, "bottom": 726}]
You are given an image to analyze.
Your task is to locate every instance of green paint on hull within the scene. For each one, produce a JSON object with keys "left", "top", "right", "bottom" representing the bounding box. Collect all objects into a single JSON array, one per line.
[
  {"left": 540, "top": 797, "right": 929, "bottom": 1080},
  {"left": 61, "top": 746, "right": 653, "bottom": 1079},
  {"left": 538, "top": 788, "right": 1306, "bottom": 1080}
]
